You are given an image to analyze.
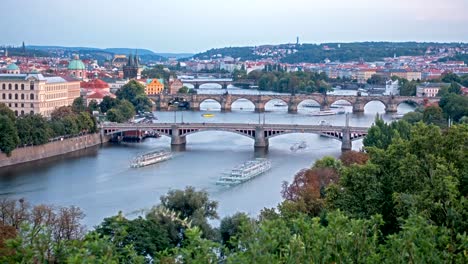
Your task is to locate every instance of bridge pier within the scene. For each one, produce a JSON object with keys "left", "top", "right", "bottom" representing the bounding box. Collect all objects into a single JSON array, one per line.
[
  {"left": 171, "top": 125, "right": 186, "bottom": 146},
  {"left": 190, "top": 102, "right": 200, "bottom": 111},
  {"left": 221, "top": 105, "right": 231, "bottom": 112},
  {"left": 320, "top": 102, "right": 331, "bottom": 111},
  {"left": 254, "top": 127, "right": 269, "bottom": 149},
  {"left": 385, "top": 103, "right": 398, "bottom": 113},
  {"left": 352, "top": 102, "right": 365, "bottom": 113},
  {"left": 288, "top": 103, "right": 298, "bottom": 114},
  {"left": 222, "top": 83, "right": 228, "bottom": 89},
  {"left": 341, "top": 129, "right": 352, "bottom": 151}
]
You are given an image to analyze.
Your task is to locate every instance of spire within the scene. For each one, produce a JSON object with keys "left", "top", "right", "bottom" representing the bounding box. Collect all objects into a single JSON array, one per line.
[
  {"left": 134, "top": 49, "right": 139, "bottom": 67},
  {"left": 127, "top": 53, "right": 133, "bottom": 66}
]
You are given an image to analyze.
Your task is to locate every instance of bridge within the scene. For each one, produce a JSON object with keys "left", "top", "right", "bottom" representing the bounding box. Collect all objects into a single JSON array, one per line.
[
  {"left": 101, "top": 121, "right": 369, "bottom": 151},
  {"left": 149, "top": 93, "right": 440, "bottom": 113},
  {"left": 180, "top": 78, "right": 233, "bottom": 89}
]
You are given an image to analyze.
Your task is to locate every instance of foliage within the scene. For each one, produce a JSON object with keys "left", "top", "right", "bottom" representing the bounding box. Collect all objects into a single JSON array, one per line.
[
  {"left": 422, "top": 105, "right": 446, "bottom": 126},
  {"left": 219, "top": 212, "right": 252, "bottom": 249},
  {"left": 15, "top": 114, "right": 50, "bottom": 146},
  {"left": 116, "top": 80, "right": 152, "bottom": 113},
  {"left": 100, "top": 96, "right": 118, "bottom": 113},
  {"left": 402, "top": 111, "right": 423, "bottom": 124},
  {"left": 141, "top": 65, "right": 171, "bottom": 80},
  {"left": 363, "top": 116, "right": 412, "bottom": 149},
  {"left": 0, "top": 103, "right": 16, "bottom": 121},
  {"left": 439, "top": 93, "right": 468, "bottom": 122},
  {"left": 248, "top": 70, "right": 331, "bottom": 94},
  {"left": 339, "top": 150, "right": 369, "bottom": 166},
  {"left": 0, "top": 115, "right": 19, "bottom": 156},
  {"left": 178, "top": 86, "right": 190, "bottom": 94},
  {"left": 71, "top": 97, "right": 87, "bottom": 113},
  {"left": 159, "top": 186, "right": 219, "bottom": 240},
  {"left": 367, "top": 74, "right": 386, "bottom": 85}
]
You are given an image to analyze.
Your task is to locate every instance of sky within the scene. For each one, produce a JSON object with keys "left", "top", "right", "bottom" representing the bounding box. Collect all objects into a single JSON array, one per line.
[{"left": 1, "top": 0, "right": 467, "bottom": 53}]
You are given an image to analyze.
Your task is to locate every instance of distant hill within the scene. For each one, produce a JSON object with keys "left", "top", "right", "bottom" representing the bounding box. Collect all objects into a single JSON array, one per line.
[
  {"left": 193, "top": 42, "right": 467, "bottom": 63},
  {"left": 104, "top": 48, "right": 156, "bottom": 55}
]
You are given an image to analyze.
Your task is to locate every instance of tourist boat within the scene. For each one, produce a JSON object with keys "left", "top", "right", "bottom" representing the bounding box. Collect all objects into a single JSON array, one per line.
[
  {"left": 274, "top": 102, "right": 287, "bottom": 107},
  {"left": 130, "top": 150, "right": 172, "bottom": 168},
  {"left": 216, "top": 158, "right": 272, "bottom": 186},
  {"left": 319, "top": 120, "right": 332, "bottom": 126},
  {"left": 202, "top": 113, "right": 215, "bottom": 118},
  {"left": 392, "top": 114, "right": 404, "bottom": 120},
  {"left": 290, "top": 141, "right": 307, "bottom": 152}
]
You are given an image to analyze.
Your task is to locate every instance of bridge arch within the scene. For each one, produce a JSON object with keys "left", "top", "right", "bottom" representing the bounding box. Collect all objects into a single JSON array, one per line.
[
  {"left": 265, "top": 98, "right": 288, "bottom": 111},
  {"left": 199, "top": 98, "right": 222, "bottom": 111},
  {"left": 297, "top": 99, "right": 321, "bottom": 108},
  {"left": 104, "top": 128, "right": 172, "bottom": 138},
  {"left": 363, "top": 99, "right": 388, "bottom": 113},
  {"left": 330, "top": 99, "right": 353, "bottom": 107},
  {"left": 199, "top": 82, "right": 222, "bottom": 89},
  {"left": 180, "top": 128, "right": 255, "bottom": 139},
  {"left": 230, "top": 98, "right": 255, "bottom": 111}
]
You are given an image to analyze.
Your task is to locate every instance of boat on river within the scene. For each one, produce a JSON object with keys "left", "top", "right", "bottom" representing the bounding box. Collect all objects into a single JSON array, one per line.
[
  {"left": 130, "top": 150, "right": 172, "bottom": 168},
  {"left": 290, "top": 141, "right": 307, "bottom": 152},
  {"left": 216, "top": 158, "right": 272, "bottom": 186},
  {"left": 202, "top": 113, "right": 215, "bottom": 118},
  {"left": 274, "top": 102, "right": 287, "bottom": 107}
]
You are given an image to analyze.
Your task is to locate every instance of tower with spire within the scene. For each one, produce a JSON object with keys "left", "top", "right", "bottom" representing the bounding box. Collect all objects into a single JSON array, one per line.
[{"left": 123, "top": 50, "right": 142, "bottom": 79}]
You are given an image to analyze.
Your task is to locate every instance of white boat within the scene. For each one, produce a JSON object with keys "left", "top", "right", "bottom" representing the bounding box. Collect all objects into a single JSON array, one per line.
[
  {"left": 274, "top": 102, "right": 287, "bottom": 107},
  {"left": 392, "top": 114, "right": 404, "bottom": 120},
  {"left": 130, "top": 150, "right": 172, "bottom": 168},
  {"left": 309, "top": 110, "right": 337, "bottom": 116},
  {"left": 319, "top": 120, "right": 332, "bottom": 126},
  {"left": 216, "top": 158, "right": 271, "bottom": 186}
]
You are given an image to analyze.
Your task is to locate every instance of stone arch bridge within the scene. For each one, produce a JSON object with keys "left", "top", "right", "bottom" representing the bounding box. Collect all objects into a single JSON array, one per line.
[
  {"left": 102, "top": 122, "right": 369, "bottom": 151},
  {"left": 181, "top": 78, "right": 233, "bottom": 89},
  {"left": 150, "top": 93, "right": 439, "bottom": 113}
]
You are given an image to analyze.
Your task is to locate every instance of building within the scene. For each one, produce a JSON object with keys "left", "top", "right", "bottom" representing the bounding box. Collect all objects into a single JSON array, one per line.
[
  {"left": 168, "top": 79, "right": 183, "bottom": 94},
  {"left": 384, "top": 80, "right": 399, "bottom": 96},
  {"left": 112, "top": 55, "right": 128, "bottom": 68},
  {"left": 0, "top": 73, "right": 80, "bottom": 117},
  {"left": 68, "top": 55, "right": 87, "bottom": 80},
  {"left": 416, "top": 83, "right": 443, "bottom": 97},
  {"left": 356, "top": 69, "right": 377, "bottom": 84},
  {"left": 80, "top": 78, "right": 115, "bottom": 105},
  {"left": 145, "top": 78, "right": 164, "bottom": 95},
  {"left": 123, "top": 53, "right": 142, "bottom": 79}
]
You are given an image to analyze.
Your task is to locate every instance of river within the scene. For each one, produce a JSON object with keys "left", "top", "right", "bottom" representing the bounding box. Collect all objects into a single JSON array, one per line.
[{"left": 0, "top": 86, "right": 415, "bottom": 228}]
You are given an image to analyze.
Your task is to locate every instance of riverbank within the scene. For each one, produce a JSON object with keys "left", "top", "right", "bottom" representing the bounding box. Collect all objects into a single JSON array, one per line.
[{"left": 0, "top": 133, "right": 109, "bottom": 168}]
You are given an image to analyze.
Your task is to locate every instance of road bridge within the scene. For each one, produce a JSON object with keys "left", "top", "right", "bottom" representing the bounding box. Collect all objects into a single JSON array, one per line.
[
  {"left": 149, "top": 93, "right": 439, "bottom": 113},
  {"left": 102, "top": 121, "right": 369, "bottom": 151}
]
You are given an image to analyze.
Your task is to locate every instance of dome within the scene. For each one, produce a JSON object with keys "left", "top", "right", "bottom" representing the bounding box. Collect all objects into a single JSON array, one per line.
[
  {"left": 6, "top": 63, "right": 19, "bottom": 70},
  {"left": 68, "top": 55, "right": 86, "bottom": 70}
]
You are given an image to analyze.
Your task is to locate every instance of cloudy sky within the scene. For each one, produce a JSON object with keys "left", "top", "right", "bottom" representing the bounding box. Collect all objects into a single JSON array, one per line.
[{"left": 2, "top": 0, "right": 467, "bottom": 53}]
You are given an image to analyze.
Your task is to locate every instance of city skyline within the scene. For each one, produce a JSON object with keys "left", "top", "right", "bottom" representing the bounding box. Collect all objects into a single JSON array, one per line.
[{"left": 1, "top": 0, "right": 467, "bottom": 53}]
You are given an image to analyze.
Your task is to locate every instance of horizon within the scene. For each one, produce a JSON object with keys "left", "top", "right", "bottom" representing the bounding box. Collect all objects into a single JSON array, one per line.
[
  {"left": 1, "top": 40, "right": 467, "bottom": 56},
  {"left": 1, "top": 0, "right": 467, "bottom": 53}
]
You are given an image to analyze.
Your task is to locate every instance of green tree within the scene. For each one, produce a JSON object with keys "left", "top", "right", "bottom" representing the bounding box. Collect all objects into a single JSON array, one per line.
[
  {"left": 0, "top": 116, "right": 19, "bottom": 156},
  {"left": 116, "top": 80, "right": 152, "bottom": 113},
  {"left": 71, "top": 97, "right": 86, "bottom": 113},
  {"left": 423, "top": 105, "right": 445, "bottom": 126},
  {"left": 0, "top": 103, "right": 16, "bottom": 121},
  {"left": 50, "top": 106, "right": 74, "bottom": 121},
  {"left": 107, "top": 108, "right": 125, "bottom": 123},
  {"left": 178, "top": 86, "right": 190, "bottom": 94},
  {"left": 402, "top": 111, "right": 423, "bottom": 124},
  {"left": 367, "top": 74, "right": 386, "bottom": 85},
  {"left": 160, "top": 186, "right": 219, "bottom": 239},
  {"left": 439, "top": 93, "right": 468, "bottom": 122},
  {"left": 219, "top": 212, "right": 251, "bottom": 249},
  {"left": 88, "top": 100, "right": 99, "bottom": 112},
  {"left": 100, "top": 96, "right": 117, "bottom": 113},
  {"left": 15, "top": 114, "right": 50, "bottom": 146}
]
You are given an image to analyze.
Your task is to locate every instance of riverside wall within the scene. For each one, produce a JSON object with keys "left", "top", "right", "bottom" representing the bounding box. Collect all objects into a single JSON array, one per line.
[{"left": 0, "top": 134, "right": 109, "bottom": 168}]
